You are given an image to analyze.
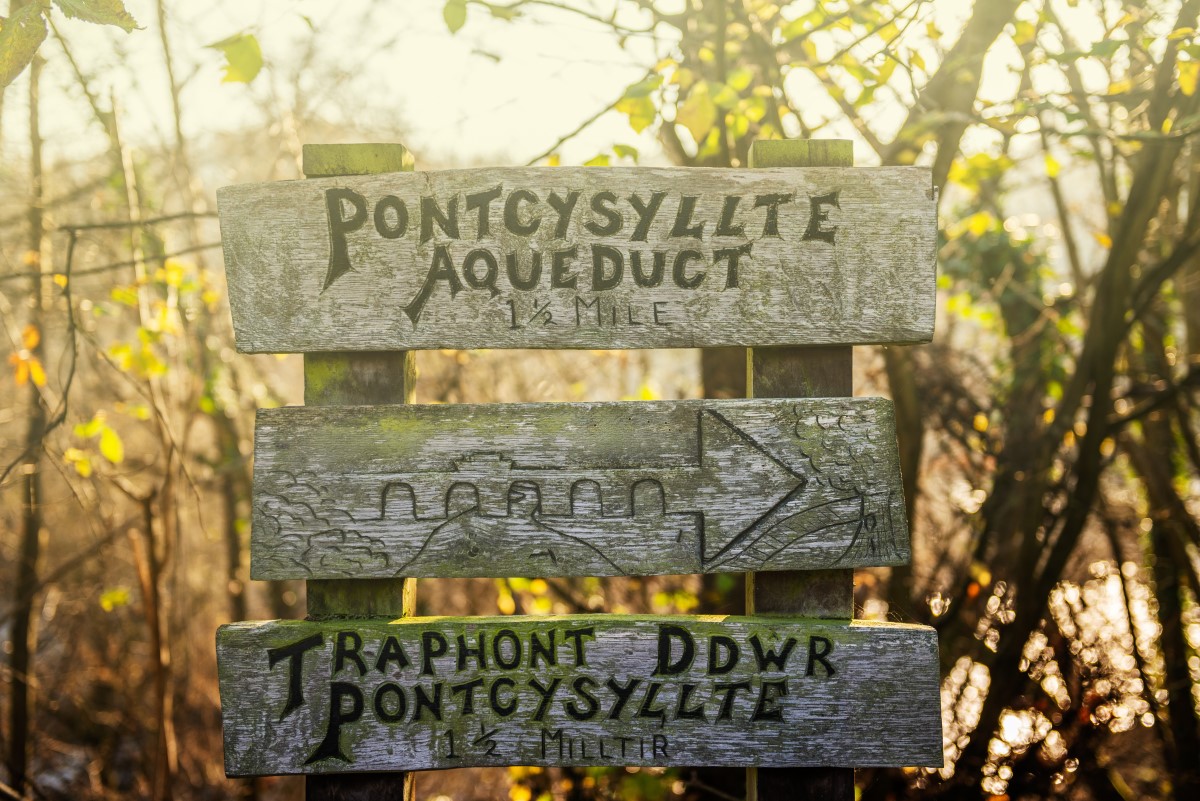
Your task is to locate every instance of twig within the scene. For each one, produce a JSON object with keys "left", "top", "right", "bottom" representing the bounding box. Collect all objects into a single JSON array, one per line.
[
  {"left": 0, "top": 231, "right": 81, "bottom": 488},
  {"left": 525, "top": 68, "right": 656, "bottom": 165},
  {"left": 63, "top": 210, "right": 217, "bottom": 232},
  {"left": 0, "top": 241, "right": 221, "bottom": 285}
]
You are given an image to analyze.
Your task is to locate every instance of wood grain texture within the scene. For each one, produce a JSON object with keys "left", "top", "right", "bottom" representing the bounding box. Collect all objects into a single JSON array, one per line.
[
  {"left": 302, "top": 144, "right": 415, "bottom": 178},
  {"left": 250, "top": 397, "right": 910, "bottom": 580},
  {"left": 300, "top": 143, "right": 416, "bottom": 801},
  {"left": 746, "top": 139, "right": 857, "bottom": 801},
  {"left": 217, "top": 166, "right": 936, "bottom": 352},
  {"left": 216, "top": 615, "right": 942, "bottom": 775},
  {"left": 300, "top": 147, "right": 418, "bottom": 623}
]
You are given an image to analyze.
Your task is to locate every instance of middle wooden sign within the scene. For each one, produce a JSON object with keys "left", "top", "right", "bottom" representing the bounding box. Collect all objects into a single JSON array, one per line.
[{"left": 252, "top": 397, "right": 908, "bottom": 579}]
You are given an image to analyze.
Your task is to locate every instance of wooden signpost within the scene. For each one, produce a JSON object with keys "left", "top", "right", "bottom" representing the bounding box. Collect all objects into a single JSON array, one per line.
[
  {"left": 251, "top": 397, "right": 910, "bottom": 579},
  {"left": 218, "top": 616, "right": 939, "bottom": 775},
  {"left": 214, "top": 140, "right": 942, "bottom": 800},
  {"left": 218, "top": 166, "right": 936, "bottom": 352}
]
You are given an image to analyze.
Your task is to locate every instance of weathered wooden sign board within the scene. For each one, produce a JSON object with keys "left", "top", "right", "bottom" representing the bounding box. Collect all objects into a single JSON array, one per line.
[
  {"left": 217, "top": 615, "right": 941, "bottom": 775},
  {"left": 217, "top": 166, "right": 936, "bottom": 352},
  {"left": 251, "top": 397, "right": 909, "bottom": 579},
  {"left": 215, "top": 144, "right": 944, "bottom": 792}
]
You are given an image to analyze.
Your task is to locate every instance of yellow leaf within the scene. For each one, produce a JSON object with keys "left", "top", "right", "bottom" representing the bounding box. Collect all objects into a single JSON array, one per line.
[
  {"left": 64, "top": 448, "right": 92, "bottom": 477},
  {"left": 28, "top": 357, "right": 45, "bottom": 387},
  {"left": 967, "top": 211, "right": 994, "bottom": 237},
  {"left": 1107, "top": 78, "right": 1132, "bottom": 95},
  {"left": 546, "top": 153, "right": 560, "bottom": 167},
  {"left": 1043, "top": 153, "right": 1061, "bottom": 178},
  {"left": 496, "top": 591, "right": 515, "bottom": 615},
  {"left": 21, "top": 250, "right": 39, "bottom": 267},
  {"left": 74, "top": 413, "right": 105, "bottom": 439},
  {"left": 615, "top": 94, "right": 656, "bottom": 133},
  {"left": 155, "top": 259, "right": 187, "bottom": 287},
  {"left": 99, "top": 587, "right": 131, "bottom": 612},
  {"left": 1178, "top": 60, "right": 1198, "bottom": 97},
  {"left": 509, "top": 786, "right": 533, "bottom": 801},
  {"left": 1094, "top": 231, "right": 1113, "bottom": 249},
  {"left": 677, "top": 84, "right": 718, "bottom": 142},
  {"left": 13, "top": 358, "right": 29, "bottom": 386},
  {"left": 973, "top": 413, "right": 989, "bottom": 432},
  {"left": 53, "top": 273, "right": 67, "bottom": 288},
  {"left": 21, "top": 324, "right": 39, "bottom": 349},
  {"left": 99, "top": 426, "right": 124, "bottom": 464}
]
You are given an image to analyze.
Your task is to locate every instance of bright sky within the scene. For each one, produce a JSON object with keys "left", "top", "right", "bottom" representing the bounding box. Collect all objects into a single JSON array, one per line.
[{"left": 3, "top": 1, "right": 1112, "bottom": 173}]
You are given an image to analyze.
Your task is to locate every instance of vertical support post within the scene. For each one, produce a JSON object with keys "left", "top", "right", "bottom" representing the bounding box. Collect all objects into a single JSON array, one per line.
[
  {"left": 745, "top": 139, "right": 855, "bottom": 801},
  {"left": 302, "top": 143, "right": 416, "bottom": 801}
]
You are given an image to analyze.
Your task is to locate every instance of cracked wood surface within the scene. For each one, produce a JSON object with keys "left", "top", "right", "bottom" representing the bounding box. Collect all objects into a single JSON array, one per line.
[
  {"left": 250, "top": 397, "right": 909, "bottom": 580},
  {"left": 217, "top": 166, "right": 936, "bottom": 352},
  {"left": 216, "top": 615, "right": 942, "bottom": 775}
]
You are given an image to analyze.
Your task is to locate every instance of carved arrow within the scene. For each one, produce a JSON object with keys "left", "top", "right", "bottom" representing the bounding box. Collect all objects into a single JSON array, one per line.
[{"left": 251, "top": 398, "right": 908, "bottom": 579}]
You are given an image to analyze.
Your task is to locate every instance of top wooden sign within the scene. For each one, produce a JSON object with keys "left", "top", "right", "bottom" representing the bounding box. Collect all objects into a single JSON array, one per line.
[{"left": 217, "top": 167, "right": 936, "bottom": 352}]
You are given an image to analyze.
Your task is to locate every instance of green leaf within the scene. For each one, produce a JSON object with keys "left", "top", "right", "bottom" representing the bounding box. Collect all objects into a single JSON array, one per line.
[
  {"left": 99, "top": 425, "right": 124, "bottom": 464},
  {"left": 615, "top": 94, "right": 656, "bottom": 133},
  {"left": 676, "top": 83, "right": 718, "bottom": 142},
  {"left": 612, "top": 144, "right": 638, "bottom": 161},
  {"left": 1089, "top": 39, "right": 1124, "bottom": 58},
  {"left": 726, "top": 67, "right": 754, "bottom": 92},
  {"left": 0, "top": 3, "right": 48, "bottom": 90},
  {"left": 53, "top": 0, "right": 139, "bottom": 33},
  {"left": 623, "top": 74, "right": 662, "bottom": 99},
  {"left": 207, "top": 32, "right": 262, "bottom": 84},
  {"left": 583, "top": 154, "right": 610, "bottom": 167},
  {"left": 710, "top": 82, "right": 739, "bottom": 109},
  {"left": 444, "top": 0, "right": 467, "bottom": 33}
]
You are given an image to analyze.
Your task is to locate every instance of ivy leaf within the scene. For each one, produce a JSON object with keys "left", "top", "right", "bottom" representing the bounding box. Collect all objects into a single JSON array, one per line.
[
  {"left": 207, "top": 32, "right": 262, "bottom": 84},
  {"left": 0, "top": 2, "right": 48, "bottom": 89},
  {"left": 676, "top": 82, "right": 718, "bottom": 143},
  {"left": 53, "top": 0, "right": 140, "bottom": 33},
  {"left": 444, "top": 0, "right": 467, "bottom": 34}
]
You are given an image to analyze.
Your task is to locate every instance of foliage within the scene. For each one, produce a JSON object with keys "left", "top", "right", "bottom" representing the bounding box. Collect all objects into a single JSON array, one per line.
[
  {"left": 441, "top": 1, "right": 1200, "bottom": 798},
  {"left": 206, "top": 31, "right": 262, "bottom": 83},
  {"left": 0, "top": 0, "right": 138, "bottom": 88},
  {"left": 1, "top": 1, "right": 1199, "bottom": 800}
]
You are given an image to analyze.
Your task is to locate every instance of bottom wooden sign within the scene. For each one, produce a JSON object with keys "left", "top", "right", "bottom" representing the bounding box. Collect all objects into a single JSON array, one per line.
[{"left": 217, "top": 615, "right": 941, "bottom": 775}]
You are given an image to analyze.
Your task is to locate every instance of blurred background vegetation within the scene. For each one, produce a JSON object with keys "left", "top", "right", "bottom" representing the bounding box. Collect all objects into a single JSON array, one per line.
[{"left": 1, "top": 0, "right": 1198, "bottom": 799}]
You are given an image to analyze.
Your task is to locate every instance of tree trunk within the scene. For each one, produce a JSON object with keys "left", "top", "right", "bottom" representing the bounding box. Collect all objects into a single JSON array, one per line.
[{"left": 6, "top": 40, "right": 45, "bottom": 797}]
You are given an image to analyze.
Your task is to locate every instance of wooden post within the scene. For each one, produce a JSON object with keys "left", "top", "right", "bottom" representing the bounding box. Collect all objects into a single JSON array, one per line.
[
  {"left": 746, "top": 138, "right": 855, "bottom": 801},
  {"left": 302, "top": 143, "right": 416, "bottom": 801}
]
